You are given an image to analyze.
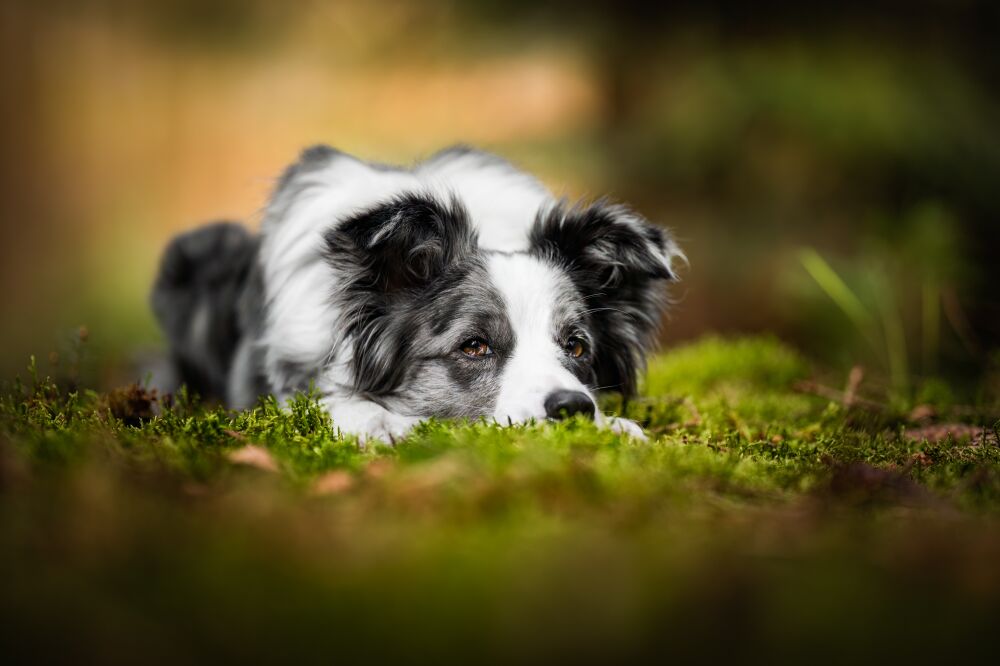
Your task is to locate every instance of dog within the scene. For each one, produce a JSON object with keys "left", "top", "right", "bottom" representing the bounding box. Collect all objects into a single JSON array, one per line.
[{"left": 152, "top": 145, "right": 682, "bottom": 442}]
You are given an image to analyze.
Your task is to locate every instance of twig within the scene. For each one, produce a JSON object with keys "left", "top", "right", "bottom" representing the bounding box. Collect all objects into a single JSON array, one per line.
[
  {"left": 792, "top": 380, "right": 886, "bottom": 411},
  {"left": 843, "top": 365, "right": 864, "bottom": 408}
]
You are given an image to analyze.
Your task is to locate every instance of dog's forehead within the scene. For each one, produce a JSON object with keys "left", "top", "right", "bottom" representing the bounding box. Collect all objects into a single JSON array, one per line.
[{"left": 485, "top": 253, "right": 579, "bottom": 331}]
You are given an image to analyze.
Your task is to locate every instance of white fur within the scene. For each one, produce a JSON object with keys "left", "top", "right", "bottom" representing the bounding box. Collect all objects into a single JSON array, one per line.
[
  {"left": 415, "top": 150, "right": 552, "bottom": 252},
  {"left": 488, "top": 254, "right": 592, "bottom": 422},
  {"left": 323, "top": 396, "right": 421, "bottom": 444}
]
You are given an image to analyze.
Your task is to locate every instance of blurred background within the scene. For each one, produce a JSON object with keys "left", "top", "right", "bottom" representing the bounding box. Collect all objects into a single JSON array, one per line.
[{"left": 1, "top": 0, "right": 998, "bottom": 398}]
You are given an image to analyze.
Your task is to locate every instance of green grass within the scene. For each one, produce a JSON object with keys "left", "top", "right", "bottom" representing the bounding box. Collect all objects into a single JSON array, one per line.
[{"left": 2, "top": 336, "right": 999, "bottom": 663}]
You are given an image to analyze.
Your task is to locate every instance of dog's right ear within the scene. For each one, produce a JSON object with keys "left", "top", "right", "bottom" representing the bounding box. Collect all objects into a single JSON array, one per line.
[
  {"left": 529, "top": 200, "right": 682, "bottom": 398},
  {"left": 325, "top": 193, "right": 477, "bottom": 294}
]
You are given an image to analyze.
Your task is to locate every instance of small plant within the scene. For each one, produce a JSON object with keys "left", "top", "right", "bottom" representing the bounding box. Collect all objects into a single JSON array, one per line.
[{"left": 798, "top": 202, "right": 980, "bottom": 403}]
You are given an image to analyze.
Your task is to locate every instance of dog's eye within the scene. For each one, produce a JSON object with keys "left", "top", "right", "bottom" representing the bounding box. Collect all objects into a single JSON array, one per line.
[
  {"left": 565, "top": 337, "right": 586, "bottom": 359},
  {"left": 460, "top": 338, "right": 493, "bottom": 358}
]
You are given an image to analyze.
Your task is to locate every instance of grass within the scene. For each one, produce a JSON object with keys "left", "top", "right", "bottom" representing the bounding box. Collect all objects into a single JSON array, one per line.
[{"left": 2, "top": 336, "right": 999, "bottom": 663}]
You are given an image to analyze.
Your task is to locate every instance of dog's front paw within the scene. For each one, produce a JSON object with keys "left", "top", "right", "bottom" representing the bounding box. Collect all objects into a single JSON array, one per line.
[
  {"left": 324, "top": 399, "right": 421, "bottom": 445},
  {"left": 360, "top": 411, "right": 422, "bottom": 445},
  {"left": 600, "top": 415, "right": 648, "bottom": 441}
]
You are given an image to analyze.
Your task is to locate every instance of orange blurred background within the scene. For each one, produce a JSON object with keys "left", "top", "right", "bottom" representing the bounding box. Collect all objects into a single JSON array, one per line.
[{"left": 2, "top": 0, "right": 998, "bottom": 392}]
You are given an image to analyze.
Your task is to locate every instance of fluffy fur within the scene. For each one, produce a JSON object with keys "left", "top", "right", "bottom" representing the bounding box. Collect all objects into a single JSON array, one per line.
[{"left": 152, "top": 145, "right": 682, "bottom": 442}]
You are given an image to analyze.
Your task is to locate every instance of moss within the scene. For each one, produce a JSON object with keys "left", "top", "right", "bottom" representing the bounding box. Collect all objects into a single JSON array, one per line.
[{"left": 1, "top": 336, "right": 999, "bottom": 661}]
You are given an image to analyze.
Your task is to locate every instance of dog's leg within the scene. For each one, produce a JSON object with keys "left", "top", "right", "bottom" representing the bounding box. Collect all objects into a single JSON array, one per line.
[
  {"left": 595, "top": 412, "right": 648, "bottom": 440},
  {"left": 151, "top": 222, "right": 259, "bottom": 402},
  {"left": 322, "top": 396, "right": 421, "bottom": 445}
]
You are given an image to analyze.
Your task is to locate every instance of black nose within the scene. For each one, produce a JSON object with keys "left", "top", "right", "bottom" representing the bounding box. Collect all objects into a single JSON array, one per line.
[{"left": 544, "top": 390, "right": 596, "bottom": 420}]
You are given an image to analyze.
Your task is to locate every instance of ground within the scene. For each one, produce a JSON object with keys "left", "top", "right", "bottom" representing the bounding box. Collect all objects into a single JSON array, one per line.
[{"left": 2, "top": 336, "right": 999, "bottom": 663}]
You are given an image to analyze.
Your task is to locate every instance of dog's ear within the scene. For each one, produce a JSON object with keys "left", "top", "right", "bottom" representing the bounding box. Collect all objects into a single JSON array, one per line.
[
  {"left": 325, "top": 193, "right": 477, "bottom": 395},
  {"left": 529, "top": 200, "right": 682, "bottom": 397},
  {"left": 529, "top": 200, "right": 679, "bottom": 286},
  {"left": 326, "top": 193, "right": 477, "bottom": 294}
]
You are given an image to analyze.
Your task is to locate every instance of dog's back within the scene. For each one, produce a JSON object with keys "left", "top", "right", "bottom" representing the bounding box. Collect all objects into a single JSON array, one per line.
[{"left": 151, "top": 222, "right": 260, "bottom": 402}]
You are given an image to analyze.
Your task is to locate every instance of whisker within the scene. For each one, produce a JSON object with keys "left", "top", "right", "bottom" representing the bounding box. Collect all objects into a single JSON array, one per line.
[{"left": 580, "top": 306, "right": 635, "bottom": 320}]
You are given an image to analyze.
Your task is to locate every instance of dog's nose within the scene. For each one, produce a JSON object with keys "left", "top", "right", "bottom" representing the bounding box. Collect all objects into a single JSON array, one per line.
[{"left": 544, "top": 390, "right": 596, "bottom": 420}]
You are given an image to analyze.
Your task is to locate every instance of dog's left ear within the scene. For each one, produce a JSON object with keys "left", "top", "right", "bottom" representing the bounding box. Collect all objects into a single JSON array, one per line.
[{"left": 529, "top": 201, "right": 682, "bottom": 397}]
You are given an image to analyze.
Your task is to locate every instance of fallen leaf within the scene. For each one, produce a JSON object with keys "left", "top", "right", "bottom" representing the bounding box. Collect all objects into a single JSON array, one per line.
[
  {"left": 227, "top": 445, "right": 279, "bottom": 472},
  {"left": 364, "top": 458, "right": 395, "bottom": 480},
  {"left": 312, "top": 470, "right": 354, "bottom": 496},
  {"left": 908, "top": 404, "right": 936, "bottom": 423},
  {"left": 904, "top": 424, "right": 994, "bottom": 445}
]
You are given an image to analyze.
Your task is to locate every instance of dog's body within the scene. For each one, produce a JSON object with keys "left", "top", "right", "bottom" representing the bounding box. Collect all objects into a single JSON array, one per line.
[{"left": 152, "top": 146, "right": 681, "bottom": 441}]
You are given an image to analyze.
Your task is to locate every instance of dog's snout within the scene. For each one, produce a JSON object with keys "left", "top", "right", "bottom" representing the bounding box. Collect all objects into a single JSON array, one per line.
[{"left": 544, "top": 390, "right": 595, "bottom": 420}]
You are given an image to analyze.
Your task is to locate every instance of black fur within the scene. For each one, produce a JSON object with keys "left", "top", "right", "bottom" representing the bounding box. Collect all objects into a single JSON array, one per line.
[
  {"left": 324, "top": 193, "right": 480, "bottom": 395},
  {"left": 151, "top": 222, "right": 259, "bottom": 401},
  {"left": 529, "top": 201, "right": 675, "bottom": 397}
]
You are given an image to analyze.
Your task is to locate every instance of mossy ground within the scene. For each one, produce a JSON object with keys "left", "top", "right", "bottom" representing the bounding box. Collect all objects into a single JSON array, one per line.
[{"left": 2, "top": 337, "right": 999, "bottom": 663}]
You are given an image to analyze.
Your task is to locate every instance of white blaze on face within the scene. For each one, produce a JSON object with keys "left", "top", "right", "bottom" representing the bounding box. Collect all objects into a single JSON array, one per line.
[{"left": 487, "top": 253, "right": 593, "bottom": 423}]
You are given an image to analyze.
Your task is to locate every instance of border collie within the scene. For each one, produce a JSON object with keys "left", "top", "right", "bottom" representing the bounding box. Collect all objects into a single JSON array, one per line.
[{"left": 152, "top": 146, "right": 682, "bottom": 442}]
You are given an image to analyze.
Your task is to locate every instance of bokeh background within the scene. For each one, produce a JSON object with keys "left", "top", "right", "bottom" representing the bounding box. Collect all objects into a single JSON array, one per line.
[{"left": 2, "top": 0, "right": 998, "bottom": 397}]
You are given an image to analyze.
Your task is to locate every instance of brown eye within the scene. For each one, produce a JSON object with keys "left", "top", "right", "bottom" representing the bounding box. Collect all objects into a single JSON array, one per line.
[
  {"left": 460, "top": 338, "right": 493, "bottom": 358},
  {"left": 566, "top": 337, "right": 586, "bottom": 358}
]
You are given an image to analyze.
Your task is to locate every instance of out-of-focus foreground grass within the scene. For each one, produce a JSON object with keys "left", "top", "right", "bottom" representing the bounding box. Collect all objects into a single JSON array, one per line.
[{"left": 2, "top": 337, "right": 999, "bottom": 662}]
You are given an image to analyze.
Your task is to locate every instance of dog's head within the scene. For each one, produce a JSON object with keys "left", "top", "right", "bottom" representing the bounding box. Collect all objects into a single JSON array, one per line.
[{"left": 325, "top": 193, "right": 680, "bottom": 423}]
